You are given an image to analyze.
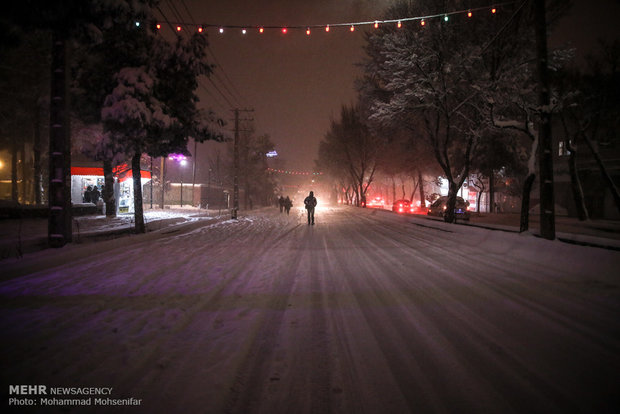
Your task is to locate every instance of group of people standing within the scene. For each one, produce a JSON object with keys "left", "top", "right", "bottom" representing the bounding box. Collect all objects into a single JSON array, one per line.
[
  {"left": 83, "top": 185, "right": 102, "bottom": 204},
  {"left": 277, "top": 191, "right": 317, "bottom": 225}
]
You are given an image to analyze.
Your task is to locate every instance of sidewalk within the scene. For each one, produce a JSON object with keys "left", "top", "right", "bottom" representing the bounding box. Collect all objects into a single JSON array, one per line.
[
  {"left": 0, "top": 207, "right": 223, "bottom": 260},
  {"left": 435, "top": 212, "right": 620, "bottom": 250}
]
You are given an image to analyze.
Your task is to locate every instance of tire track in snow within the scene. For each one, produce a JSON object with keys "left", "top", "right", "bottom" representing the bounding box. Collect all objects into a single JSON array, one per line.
[
  {"left": 276, "top": 227, "right": 335, "bottom": 414},
  {"left": 306, "top": 232, "right": 333, "bottom": 412},
  {"left": 388, "top": 213, "right": 619, "bottom": 359},
  {"left": 2, "top": 207, "right": 618, "bottom": 413},
  {"left": 318, "top": 233, "right": 372, "bottom": 414},
  {"left": 352, "top": 210, "right": 620, "bottom": 355},
  {"left": 325, "top": 218, "right": 451, "bottom": 413},
  {"left": 337, "top": 208, "right": 619, "bottom": 413},
  {"left": 222, "top": 223, "right": 311, "bottom": 414},
  {"left": 110, "top": 217, "right": 306, "bottom": 411},
  {"left": 0, "top": 216, "right": 304, "bottom": 413}
]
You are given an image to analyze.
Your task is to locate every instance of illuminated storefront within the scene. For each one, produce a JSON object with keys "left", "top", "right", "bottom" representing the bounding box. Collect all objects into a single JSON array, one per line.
[{"left": 70, "top": 164, "right": 151, "bottom": 214}]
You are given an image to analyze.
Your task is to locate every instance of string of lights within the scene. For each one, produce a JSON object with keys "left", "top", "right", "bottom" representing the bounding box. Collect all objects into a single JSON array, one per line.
[
  {"left": 147, "top": 2, "right": 513, "bottom": 36},
  {"left": 267, "top": 168, "right": 323, "bottom": 176}
]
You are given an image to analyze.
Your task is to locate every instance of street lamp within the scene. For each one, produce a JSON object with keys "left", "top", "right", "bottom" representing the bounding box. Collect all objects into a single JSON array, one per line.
[
  {"left": 180, "top": 158, "right": 187, "bottom": 207},
  {"left": 160, "top": 156, "right": 166, "bottom": 209},
  {"left": 168, "top": 154, "right": 188, "bottom": 207},
  {"left": 207, "top": 167, "right": 212, "bottom": 210},
  {"left": 192, "top": 139, "right": 198, "bottom": 207}
]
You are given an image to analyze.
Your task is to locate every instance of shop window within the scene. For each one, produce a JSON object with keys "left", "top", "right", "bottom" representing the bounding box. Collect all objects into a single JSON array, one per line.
[{"left": 559, "top": 140, "right": 571, "bottom": 157}]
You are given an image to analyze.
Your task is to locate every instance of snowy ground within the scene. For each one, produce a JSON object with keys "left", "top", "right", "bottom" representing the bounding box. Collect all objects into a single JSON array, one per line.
[
  {"left": 0, "top": 207, "right": 220, "bottom": 259},
  {"left": 1, "top": 206, "right": 619, "bottom": 413}
]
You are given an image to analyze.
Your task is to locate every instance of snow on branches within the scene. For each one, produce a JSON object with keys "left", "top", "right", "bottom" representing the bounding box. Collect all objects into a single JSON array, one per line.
[{"left": 101, "top": 66, "right": 173, "bottom": 153}]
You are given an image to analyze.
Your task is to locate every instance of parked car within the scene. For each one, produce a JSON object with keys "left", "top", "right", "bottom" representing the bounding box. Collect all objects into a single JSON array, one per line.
[
  {"left": 366, "top": 196, "right": 385, "bottom": 208},
  {"left": 427, "top": 196, "right": 470, "bottom": 220},
  {"left": 392, "top": 199, "right": 416, "bottom": 214}
]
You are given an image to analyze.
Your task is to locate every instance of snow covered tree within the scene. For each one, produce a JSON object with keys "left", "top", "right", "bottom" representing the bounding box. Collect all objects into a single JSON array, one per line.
[
  {"left": 248, "top": 134, "right": 278, "bottom": 207},
  {"left": 72, "top": 5, "right": 224, "bottom": 232},
  {"left": 317, "top": 139, "right": 353, "bottom": 205},
  {"left": 71, "top": 1, "right": 158, "bottom": 219},
  {"left": 485, "top": 0, "right": 570, "bottom": 231},
  {"left": 0, "top": 32, "right": 50, "bottom": 205},
  {"left": 469, "top": 130, "right": 528, "bottom": 214},
  {"left": 233, "top": 129, "right": 277, "bottom": 208},
  {"left": 318, "top": 105, "right": 383, "bottom": 207},
  {"left": 4, "top": 0, "right": 164, "bottom": 244},
  {"left": 361, "top": 0, "right": 499, "bottom": 222},
  {"left": 555, "top": 40, "right": 620, "bottom": 219},
  {"left": 368, "top": 123, "right": 440, "bottom": 209},
  {"left": 362, "top": 0, "right": 570, "bottom": 226},
  {"left": 101, "top": 67, "right": 169, "bottom": 231},
  {"left": 3, "top": 0, "right": 104, "bottom": 245}
]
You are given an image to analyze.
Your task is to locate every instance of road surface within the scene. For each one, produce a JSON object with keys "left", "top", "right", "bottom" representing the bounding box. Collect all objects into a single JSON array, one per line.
[{"left": 1, "top": 206, "right": 619, "bottom": 413}]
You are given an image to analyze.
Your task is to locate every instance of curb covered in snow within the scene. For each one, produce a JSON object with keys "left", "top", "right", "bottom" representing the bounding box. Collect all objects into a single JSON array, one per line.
[{"left": 370, "top": 207, "right": 620, "bottom": 252}]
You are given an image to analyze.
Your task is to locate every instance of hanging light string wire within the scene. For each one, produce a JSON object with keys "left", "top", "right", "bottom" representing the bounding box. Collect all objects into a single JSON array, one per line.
[{"left": 150, "top": 2, "right": 515, "bottom": 32}]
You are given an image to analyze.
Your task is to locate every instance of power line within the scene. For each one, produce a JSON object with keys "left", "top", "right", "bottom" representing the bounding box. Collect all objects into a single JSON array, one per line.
[
  {"left": 165, "top": 0, "right": 188, "bottom": 31},
  {"left": 481, "top": 0, "right": 529, "bottom": 53},
  {"left": 178, "top": 0, "right": 197, "bottom": 26},
  {"left": 207, "top": 60, "right": 246, "bottom": 107},
  {"left": 150, "top": 2, "right": 515, "bottom": 33},
  {"left": 202, "top": 77, "right": 236, "bottom": 109},
  {"left": 198, "top": 79, "right": 229, "bottom": 112},
  {"left": 155, "top": 5, "right": 180, "bottom": 37},
  {"left": 155, "top": 5, "right": 245, "bottom": 112},
  {"left": 164, "top": 0, "right": 249, "bottom": 109}
]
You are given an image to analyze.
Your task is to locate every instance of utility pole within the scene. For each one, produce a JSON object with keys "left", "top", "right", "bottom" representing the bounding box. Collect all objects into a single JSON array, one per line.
[
  {"left": 534, "top": 0, "right": 555, "bottom": 240},
  {"left": 150, "top": 156, "right": 153, "bottom": 209},
  {"left": 192, "top": 138, "right": 197, "bottom": 207},
  {"left": 48, "top": 33, "right": 72, "bottom": 247},
  {"left": 231, "top": 108, "right": 254, "bottom": 219},
  {"left": 207, "top": 167, "right": 212, "bottom": 210},
  {"left": 232, "top": 109, "right": 239, "bottom": 219},
  {"left": 33, "top": 102, "right": 42, "bottom": 205}
]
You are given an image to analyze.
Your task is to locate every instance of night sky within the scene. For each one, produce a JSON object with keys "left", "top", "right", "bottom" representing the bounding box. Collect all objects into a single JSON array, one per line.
[{"left": 163, "top": 0, "right": 619, "bottom": 173}]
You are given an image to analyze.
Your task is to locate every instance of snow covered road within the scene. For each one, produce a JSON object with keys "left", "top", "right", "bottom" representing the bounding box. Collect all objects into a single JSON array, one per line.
[{"left": 1, "top": 206, "right": 619, "bottom": 413}]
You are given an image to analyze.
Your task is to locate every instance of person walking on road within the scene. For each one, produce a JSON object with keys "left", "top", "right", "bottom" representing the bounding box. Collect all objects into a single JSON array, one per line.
[
  {"left": 284, "top": 196, "right": 293, "bottom": 215},
  {"left": 304, "top": 191, "right": 317, "bottom": 225},
  {"left": 278, "top": 196, "right": 285, "bottom": 213}
]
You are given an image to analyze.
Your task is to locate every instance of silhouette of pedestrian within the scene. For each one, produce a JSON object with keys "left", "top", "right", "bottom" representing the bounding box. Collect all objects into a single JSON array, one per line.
[
  {"left": 278, "top": 196, "right": 285, "bottom": 213},
  {"left": 284, "top": 196, "right": 292, "bottom": 215},
  {"left": 83, "top": 186, "right": 92, "bottom": 203},
  {"left": 304, "top": 191, "right": 317, "bottom": 225},
  {"left": 91, "top": 185, "right": 100, "bottom": 204}
]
